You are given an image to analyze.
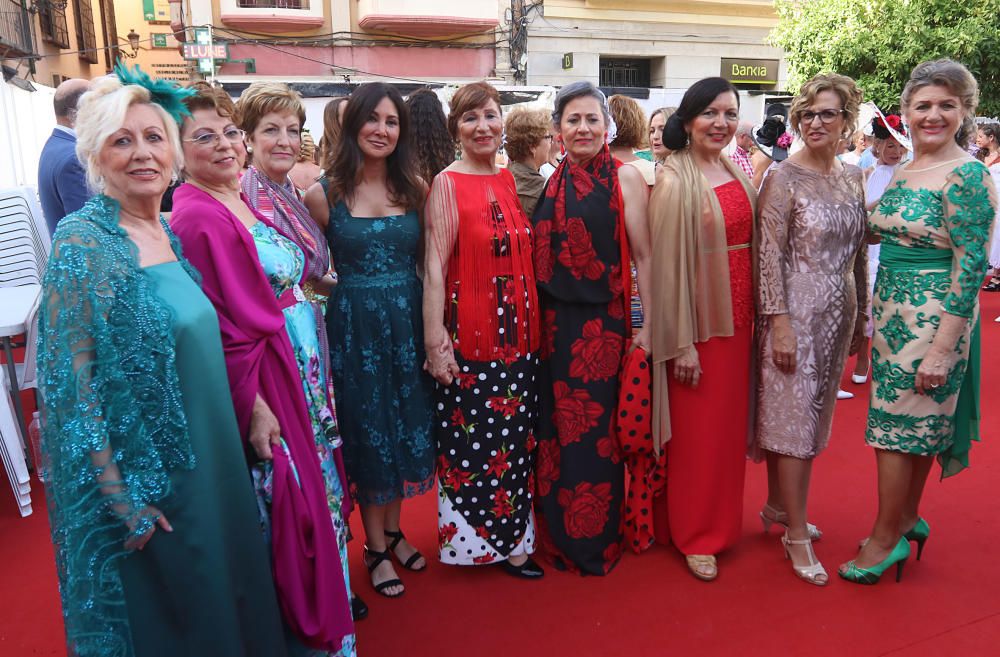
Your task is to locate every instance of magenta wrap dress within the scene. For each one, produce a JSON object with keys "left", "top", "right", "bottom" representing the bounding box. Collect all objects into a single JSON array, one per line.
[{"left": 170, "top": 184, "right": 352, "bottom": 652}]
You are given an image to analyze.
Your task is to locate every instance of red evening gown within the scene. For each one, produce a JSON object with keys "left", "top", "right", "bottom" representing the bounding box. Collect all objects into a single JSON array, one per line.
[{"left": 653, "top": 179, "right": 753, "bottom": 556}]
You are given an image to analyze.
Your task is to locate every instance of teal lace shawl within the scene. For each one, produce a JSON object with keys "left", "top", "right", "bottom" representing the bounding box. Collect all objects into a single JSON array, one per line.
[{"left": 38, "top": 195, "right": 201, "bottom": 657}]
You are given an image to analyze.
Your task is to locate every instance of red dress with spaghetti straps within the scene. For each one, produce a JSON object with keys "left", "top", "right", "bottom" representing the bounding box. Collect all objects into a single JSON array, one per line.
[{"left": 653, "top": 179, "right": 753, "bottom": 555}]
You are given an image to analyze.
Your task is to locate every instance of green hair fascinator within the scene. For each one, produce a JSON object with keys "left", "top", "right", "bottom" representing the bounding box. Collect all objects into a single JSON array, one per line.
[{"left": 114, "top": 60, "right": 197, "bottom": 124}]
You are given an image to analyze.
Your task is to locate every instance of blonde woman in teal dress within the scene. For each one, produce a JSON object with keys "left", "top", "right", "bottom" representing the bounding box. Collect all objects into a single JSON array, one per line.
[{"left": 840, "top": 59, "right": 997, "bottom": 585}]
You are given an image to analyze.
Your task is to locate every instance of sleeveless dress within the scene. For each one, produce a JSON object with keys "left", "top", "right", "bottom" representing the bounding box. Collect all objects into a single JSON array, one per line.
[
  {"left": 433, "top": 170, "right": 540, "bottom": 566},
  {"left": 652, "top": 179, "right": 753, "bottom": 556},
  {"left": 247, "top": 222, "right": 356, "bottom": 657},
  {"left": 324, "top": 199, "right": 436, "bottom": 505},
  {"left": 754, "top": 161, "right": 867, "bottom": 458},
  {"left": 118, "top": 262, "right": 288, "bottom": 657},
  {"left": 867, "top": 160, "right": 995, "bottom": 476}
]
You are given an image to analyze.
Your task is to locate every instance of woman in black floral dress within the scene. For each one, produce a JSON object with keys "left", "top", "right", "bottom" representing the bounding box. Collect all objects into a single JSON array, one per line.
[{"left": 532, "top": 82, "right": 653, "bottom": 575}]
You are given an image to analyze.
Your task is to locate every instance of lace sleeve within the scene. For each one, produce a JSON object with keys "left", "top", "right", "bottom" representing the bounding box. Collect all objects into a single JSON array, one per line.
[
  {"left": 756, "top": 168, "right": 792, "bottom": 315},
  {"left": 941, "top": 161, "right": 997, "bottom": 317},
  {"left": 38, "top": 214, "right": 187, "bottom": 656}
]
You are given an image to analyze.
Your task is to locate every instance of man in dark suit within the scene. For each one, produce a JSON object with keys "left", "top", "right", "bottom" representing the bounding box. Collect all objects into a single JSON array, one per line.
[{"left": 37, "top": 78, "right": 91, "bottom": 234}]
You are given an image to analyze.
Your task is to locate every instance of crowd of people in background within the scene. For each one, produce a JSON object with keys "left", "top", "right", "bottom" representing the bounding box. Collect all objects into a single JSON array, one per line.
[{"left": 32, "top": 55, "right": 997, "bottom": 656}]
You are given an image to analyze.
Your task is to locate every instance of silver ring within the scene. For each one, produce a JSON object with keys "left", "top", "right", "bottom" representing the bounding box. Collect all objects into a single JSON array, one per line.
[{"left": 930, "top": 383, "right": 940, "bottom": 388}]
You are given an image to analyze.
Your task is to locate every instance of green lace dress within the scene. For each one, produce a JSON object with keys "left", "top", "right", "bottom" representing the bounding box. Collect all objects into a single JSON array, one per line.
[{"left": 867, "top": 160, "right": 996, "bottom": 475}]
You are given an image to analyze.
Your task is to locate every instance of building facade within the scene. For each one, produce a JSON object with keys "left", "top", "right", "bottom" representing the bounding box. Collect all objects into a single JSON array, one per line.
[
  {"left": 169, "top": 0, "right": 510, "bottom": 84},
  {"left": 1, "top": 0, "right": 123, "bottom": 85},
  {"left": 114, "top": 0, "right": 191, "bottom": 82},
  {"left": 526, "top": 0, "right": 789, "bottom": 116}
]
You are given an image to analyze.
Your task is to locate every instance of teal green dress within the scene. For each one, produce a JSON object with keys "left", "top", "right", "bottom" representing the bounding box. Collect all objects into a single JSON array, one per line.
[
  {"left": 117, "top": 261, "right": 288, "bottom": 656},
  {"left": 246, "top": 221, "right": 356, "bottom": 657},
  {"left": 324, "top": 198, "right": 436, "bottom": 506}
]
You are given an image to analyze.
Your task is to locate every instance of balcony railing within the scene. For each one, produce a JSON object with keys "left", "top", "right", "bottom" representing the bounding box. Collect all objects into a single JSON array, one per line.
[
  {"left": 0, "top": 0, "right": 35, "bottom": 58},
  {"left": 236, "top": 0, "right": 309, "bottom": 7}
]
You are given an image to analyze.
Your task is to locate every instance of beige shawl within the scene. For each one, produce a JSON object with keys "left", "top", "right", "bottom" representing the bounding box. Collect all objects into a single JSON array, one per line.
[{"left": 648, "top": 149, "right": 758, "bottom": 448}]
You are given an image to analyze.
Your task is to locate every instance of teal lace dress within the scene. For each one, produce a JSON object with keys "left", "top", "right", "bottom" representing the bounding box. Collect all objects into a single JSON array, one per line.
[
  {"left": 867, "top": 160, "right": 997, "bottom": 476},
  {"left": 247, "top": 221, "right": 356, "bottom": 657},
  {"left": 38, "top": 196, "right": 287, "bottom": 657},
  {"left": 324, "top": 199, "right": 436, "bottom": 505}
]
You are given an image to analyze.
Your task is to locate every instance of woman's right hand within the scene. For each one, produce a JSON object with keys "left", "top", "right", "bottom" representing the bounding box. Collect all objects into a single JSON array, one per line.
[
  {"left": 425, "top": 327, "right": 460, "bottom": 385},
  {"left": 124, "top": 505, "right": 172, "bottom": 551},
  {"left": 770, "top": 315, "right": 797, "bottom": 374},
  {"left": 672, "top": 345, "right": 701, "bottom": 387},
  {"left": 249, "top": 396, "right": 282, "bottom": 460}
]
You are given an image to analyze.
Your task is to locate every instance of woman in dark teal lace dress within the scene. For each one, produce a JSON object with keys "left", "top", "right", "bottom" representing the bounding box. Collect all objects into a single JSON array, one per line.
[
  {"left": 840, "top": 60, "right": 997, "bottom": 585},
  {"left": 39, "top": 69, "right": 287, "bottom": 657},
  {"left": 305, "top": 82, "right": 435, "bottom": 598}
]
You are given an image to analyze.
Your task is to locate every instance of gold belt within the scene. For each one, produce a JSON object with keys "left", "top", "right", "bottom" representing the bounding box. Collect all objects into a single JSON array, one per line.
[{"left": 727, "top": 242, "right": 751, "bottom": 251}]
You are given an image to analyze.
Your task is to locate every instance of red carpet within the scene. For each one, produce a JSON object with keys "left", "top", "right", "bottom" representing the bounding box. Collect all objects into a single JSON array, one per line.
[{"left": 3, "top": 295, "right": 1000, "bottom": 657}]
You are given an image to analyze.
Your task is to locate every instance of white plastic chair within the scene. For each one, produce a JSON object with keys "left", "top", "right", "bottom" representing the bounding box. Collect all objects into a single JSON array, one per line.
[
  {"left": 0, "top": 187, "right": 48, "bottom": 464},
  {"left": 0, "top": 367, "right": 32, "bottom": 516}
]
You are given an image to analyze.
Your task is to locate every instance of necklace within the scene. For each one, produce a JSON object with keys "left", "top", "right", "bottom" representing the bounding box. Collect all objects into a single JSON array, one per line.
[{"left": 904, "top": 155, "right": 968, "bottom": 173}]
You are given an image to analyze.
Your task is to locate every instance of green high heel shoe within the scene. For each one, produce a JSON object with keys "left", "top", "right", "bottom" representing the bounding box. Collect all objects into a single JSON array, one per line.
[
  {"left": 903, "top": 517, "right": 930, "bottom": 561},
  {"left": 839, "top": 537, "right": 910, "bottom": 585}
]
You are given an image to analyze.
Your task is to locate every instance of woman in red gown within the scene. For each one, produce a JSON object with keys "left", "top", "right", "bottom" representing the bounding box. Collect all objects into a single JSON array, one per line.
[{"left": 647, "top": 77, "right": 757, "bottom": 581}]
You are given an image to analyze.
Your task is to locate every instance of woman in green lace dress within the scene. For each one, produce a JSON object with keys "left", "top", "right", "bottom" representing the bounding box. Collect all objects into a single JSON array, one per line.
[{"left": 840, "top": 59, "right": 997, "bottom": 585}]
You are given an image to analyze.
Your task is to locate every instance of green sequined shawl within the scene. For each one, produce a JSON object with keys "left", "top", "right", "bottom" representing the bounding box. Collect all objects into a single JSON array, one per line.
[{"left": 38, "top": 194, "right": 201, "bottom": 657}]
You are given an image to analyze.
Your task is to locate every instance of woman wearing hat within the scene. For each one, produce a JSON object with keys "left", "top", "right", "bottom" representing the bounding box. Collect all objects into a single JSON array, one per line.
[
  {"left": 852, "top": 113, "right": 909, "bottom": 383},
  {"left": 751, "top": 104, "right": 791, "bottom": 189}
]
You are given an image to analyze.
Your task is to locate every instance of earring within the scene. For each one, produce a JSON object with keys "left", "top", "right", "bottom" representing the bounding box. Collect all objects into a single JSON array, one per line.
[
  {"left": 170, "top": 173, "right": 179, "bottom": 186},
  {"left": 246, "top": 145, "right": 253, "bottom": 154}
]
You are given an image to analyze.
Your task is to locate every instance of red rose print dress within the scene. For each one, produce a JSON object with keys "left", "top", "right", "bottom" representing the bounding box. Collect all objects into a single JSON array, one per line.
[
  {"left": 531, "top": 146, "right": 631, "bottom": 575},
  {"left": 432, "top": 169, "right": 541, "bottom": 566}
]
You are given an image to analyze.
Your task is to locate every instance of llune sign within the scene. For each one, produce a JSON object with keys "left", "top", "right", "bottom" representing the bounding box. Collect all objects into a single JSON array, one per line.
[
  {"left": 721, "top": 58, "right": 778, "bottom": 85},
  {"left": 181, "top": 43, "right": 229, "bottom": 61}
]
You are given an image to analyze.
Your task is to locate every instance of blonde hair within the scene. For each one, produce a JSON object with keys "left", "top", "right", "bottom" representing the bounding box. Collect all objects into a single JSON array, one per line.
[
  {"left": 503, "top": 107, "right": 550, "bottom": 161},
  {"left": 237, "top": 81, "right": 306, "bottom": 136},
  {"left": 299, "top": 131, "right": 316, "bottom": 162},
  {"left": 75, "top": 75, "right": 182, "bottom": 193},
  {"left": 609, "top": 95, "right": 648, "bottom": 149},
  {"left": 901, "top": 59, "right": 979, "bottom": 146},
  {"left": 789, "top": 73, "right": 863, "bottom": 138}
]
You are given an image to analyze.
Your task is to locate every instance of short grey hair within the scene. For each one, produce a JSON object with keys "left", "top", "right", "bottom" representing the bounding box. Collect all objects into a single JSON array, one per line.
[
  {"left": 901, "top": 58, "right": 979, "bottom": 147},
  {"left": 75, "top": 75, "right": 183, "bottom": 193},
  {"left": 736, "top": 121, "right": 754, "bottom": 137},
  {"left": 552, "top": 81, "right": 610, "bottom": 128}
]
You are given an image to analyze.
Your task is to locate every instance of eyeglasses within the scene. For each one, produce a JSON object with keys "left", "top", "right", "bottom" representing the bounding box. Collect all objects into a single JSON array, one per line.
[
  {"left": 800, "top": 109, "right": 845, "bottom": 125},
  {"left": 184, "top": 128, "right": 246, "bottom": 147}
]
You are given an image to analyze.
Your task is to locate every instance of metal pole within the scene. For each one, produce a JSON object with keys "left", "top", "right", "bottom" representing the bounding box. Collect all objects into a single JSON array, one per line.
[{"left": 207, "top": 23, "right": 215, "bottom": 85}]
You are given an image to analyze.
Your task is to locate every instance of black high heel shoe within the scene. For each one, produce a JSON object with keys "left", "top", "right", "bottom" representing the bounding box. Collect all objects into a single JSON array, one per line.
[{"left": 982, "top": 277, "right": 1000, "bottom": 292}]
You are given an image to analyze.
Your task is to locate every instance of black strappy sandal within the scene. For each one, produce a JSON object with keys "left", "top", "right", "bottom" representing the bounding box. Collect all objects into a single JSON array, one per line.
[
  {"left": 363, "top": 546, "right": 404, "bottom": 598},
  {"left": 384, "top": 529, "right": 426, "bottom": 572},
  {"left": 983, "top": 277, "right": 1000, "bottom": 292}
]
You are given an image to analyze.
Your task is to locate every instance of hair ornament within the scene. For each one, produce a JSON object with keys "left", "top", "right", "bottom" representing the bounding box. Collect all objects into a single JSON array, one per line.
[{"left": 114, "top": 60, "right": 196, "bottom": 125}]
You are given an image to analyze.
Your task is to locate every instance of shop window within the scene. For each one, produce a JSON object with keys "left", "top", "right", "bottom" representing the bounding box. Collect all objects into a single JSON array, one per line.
[{"left": 599, "top": 57, "right": 650, "bottom": 89}]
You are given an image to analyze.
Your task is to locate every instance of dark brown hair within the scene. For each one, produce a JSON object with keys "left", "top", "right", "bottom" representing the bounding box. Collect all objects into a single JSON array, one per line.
[
  {"left": 406, "top": 88, "right": 455, "bottom": 185},
  {"left": 325, "top": 82, "right": 423, "bottom": 211},
  {"left": 183, "top": 81, "right": 239, "bottom": 121},
  {"left": 319, "top": 96, "right": 348, "bottom": 172},
  {"left": 447, "top": 82, "right": 501, "bottom": 140}
]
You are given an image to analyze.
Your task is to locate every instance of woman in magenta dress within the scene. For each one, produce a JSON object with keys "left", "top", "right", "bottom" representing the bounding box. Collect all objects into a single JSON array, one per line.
[
  {"left": 647, "top": 77, "right": 757, "bottom": 582},
  {"left": 531, "top": 81, "right": 653, "bottom": 576}
]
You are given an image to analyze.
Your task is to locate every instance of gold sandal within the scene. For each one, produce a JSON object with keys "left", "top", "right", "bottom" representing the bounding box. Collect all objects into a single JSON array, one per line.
[{"left": 685, "top": 554, "right": 718, "bottom": 582}]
